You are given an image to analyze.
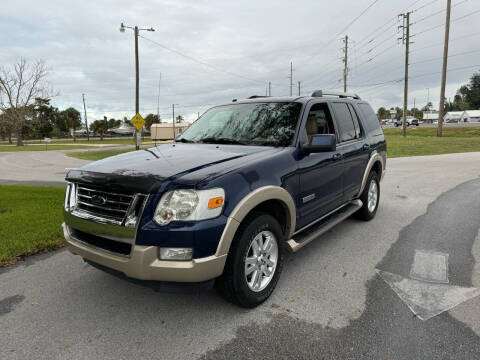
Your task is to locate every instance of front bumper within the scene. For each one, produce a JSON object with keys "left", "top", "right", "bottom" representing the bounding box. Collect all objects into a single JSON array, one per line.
[{"left": 63, "top": 223, "right": 227, "bottom": 282}]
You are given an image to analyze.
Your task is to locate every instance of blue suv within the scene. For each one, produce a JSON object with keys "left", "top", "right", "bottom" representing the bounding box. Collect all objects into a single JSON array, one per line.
[{"left": 63, "top": 90, "right": 386, "bottom": 307}]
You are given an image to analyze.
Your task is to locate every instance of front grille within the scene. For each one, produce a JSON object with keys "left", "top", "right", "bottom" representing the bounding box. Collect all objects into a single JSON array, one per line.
[
  {"left": 69, "top": 227, "right": 132, "bottom": 256},
  {"left": 76, "top": 184, "right": 134, "bottom": 223}
]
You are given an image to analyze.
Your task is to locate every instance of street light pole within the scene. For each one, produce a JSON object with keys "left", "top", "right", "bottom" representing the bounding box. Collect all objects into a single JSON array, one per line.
[
  {"left": 82, "top": 93, "right": 89, "bottom": 141},
  {"left": 134, "top": 26, "right": 139, "bottom": 120},
  {"left": 120, "top": 22, "right": 155, "bottom": 150}
]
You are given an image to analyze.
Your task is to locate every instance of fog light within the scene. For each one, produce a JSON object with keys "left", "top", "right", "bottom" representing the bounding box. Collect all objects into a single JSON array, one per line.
[{"left": 159, "top": 247, "right": 193, "bottom": 261}]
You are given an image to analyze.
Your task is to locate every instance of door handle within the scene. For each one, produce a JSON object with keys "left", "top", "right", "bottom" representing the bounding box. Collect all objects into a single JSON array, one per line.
[{"left": 332, "top": 153, "right": 342, "bottom": 160}]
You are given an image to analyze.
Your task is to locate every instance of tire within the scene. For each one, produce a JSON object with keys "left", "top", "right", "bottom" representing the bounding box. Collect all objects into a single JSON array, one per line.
[
  {"left": 354, "top": 171, "right": 380, "bottom": 221},
  {"left": 216, "top": 212, "right": 284, "bottom": 308}
]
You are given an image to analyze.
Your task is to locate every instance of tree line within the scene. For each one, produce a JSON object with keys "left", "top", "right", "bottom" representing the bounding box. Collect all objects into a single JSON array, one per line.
[
  {"left": 377, "top": 71, "right": 480, "bottom": 120},
  {"left": 0, "top": 59, "right": 187, "bottom": 145}
]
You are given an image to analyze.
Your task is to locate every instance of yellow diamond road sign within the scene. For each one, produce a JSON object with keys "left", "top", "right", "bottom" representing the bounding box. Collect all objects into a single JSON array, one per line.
[{"left": 130, "top": 113, "right": 145, "bottom": 130}]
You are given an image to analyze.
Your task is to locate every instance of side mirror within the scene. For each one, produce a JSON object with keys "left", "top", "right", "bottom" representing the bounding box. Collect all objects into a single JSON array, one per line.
[{"left": 302, "top": 134, "right": 336, "bottom": 154}]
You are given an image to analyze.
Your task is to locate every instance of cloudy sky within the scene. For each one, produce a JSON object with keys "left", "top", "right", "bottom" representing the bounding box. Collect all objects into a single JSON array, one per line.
[{"left": 1, "top": 0, "right": 479, "bottom": 122}]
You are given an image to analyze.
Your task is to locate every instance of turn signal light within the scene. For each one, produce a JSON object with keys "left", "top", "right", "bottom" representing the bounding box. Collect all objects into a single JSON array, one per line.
[{"left": 208, "top": 196, "right": 224, "bottom": 209}]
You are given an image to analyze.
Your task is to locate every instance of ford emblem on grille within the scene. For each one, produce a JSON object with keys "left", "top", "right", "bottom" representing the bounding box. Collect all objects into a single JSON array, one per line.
[{"left": 91, "top": 194, "right": 107, "bottom": 205}]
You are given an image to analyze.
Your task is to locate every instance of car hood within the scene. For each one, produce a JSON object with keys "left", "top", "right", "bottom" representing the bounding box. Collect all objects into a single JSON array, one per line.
[{"left": 66, "top": 143, "right": 275, "bottom": 193}]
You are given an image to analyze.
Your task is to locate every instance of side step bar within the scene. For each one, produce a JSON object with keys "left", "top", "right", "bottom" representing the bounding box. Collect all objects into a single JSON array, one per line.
[{"left": 286, "top": 199, "right": 363, "bottom": 252}]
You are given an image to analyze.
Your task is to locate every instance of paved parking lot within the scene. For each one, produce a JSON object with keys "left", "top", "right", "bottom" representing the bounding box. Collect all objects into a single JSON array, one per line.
[{"left": 1, "top": 152, "right": 480, "bottom": 359}]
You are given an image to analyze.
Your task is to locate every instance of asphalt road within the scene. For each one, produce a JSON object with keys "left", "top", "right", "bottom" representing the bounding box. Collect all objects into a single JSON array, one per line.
[
  {"left": 1, "top": 152, "right": 480, "bottom": 359},
  {"left": 0, "top": 147, "right": 132, "bottom": 186}
]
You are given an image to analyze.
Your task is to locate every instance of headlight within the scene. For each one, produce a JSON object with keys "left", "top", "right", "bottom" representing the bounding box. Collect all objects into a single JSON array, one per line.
[
  {"left": 153, "top": 188, "right": 225, "bottom": 226},
  {"left": 64, "top": 183, "right": 78, "bottom": 211}
]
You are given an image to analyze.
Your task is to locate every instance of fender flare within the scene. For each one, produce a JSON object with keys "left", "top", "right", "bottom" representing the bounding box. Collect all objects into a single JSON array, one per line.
[
  {"left": 357, "top": 151, "right": 385, "bottom": 197},
  {"left": 215, "top": 186, "right": 296, "bottom": 256}
]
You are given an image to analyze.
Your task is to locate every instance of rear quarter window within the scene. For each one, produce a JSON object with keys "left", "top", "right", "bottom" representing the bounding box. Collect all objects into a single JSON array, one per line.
[{"left": 357, "top": 103, "right": 383, "bottom": 136}]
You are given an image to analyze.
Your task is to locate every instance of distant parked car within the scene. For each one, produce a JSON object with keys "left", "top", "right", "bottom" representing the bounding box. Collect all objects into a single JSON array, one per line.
[
  {"left": 446, "top": 119, "right": 458, "bottom": 124},
  {"left": 394, "top": 119, "right": 403, "bottom": 127},
  {"left": 408, "top": 118, "right": 419, "bottom": 126}
]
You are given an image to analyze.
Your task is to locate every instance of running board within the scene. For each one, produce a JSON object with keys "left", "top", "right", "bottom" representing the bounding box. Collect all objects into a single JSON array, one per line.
[{"left": 286, "top": 200, "right": 362, "bottom": 252}]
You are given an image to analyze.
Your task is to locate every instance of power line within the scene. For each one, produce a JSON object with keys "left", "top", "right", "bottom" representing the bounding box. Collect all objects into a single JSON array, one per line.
[
  {"left": 350, "top": 63, "right": 480, "bottom": 89},
  {"left": 411, "top": 0, "right": 440, "bottom": 13},
  {"left": 412, "top": 0, "right": 468, "bottom": 25},
  {"left": 410, "top": 49, "right": 480, "bottom": 65},
  {"left": 139, "top": 34, "right": 268, "bottom": 85},
  {"left": 411, "top": 8, "right": 480, "bottom": 37},
  {"left": 300, "top": 0, "right": 383, "bottom": 66},
  {"left": 410, "top": 30, "right": 480, "bottom": 53}
]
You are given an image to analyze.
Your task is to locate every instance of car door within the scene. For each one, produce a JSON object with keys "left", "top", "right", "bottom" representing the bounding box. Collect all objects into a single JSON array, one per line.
[
  {"left": 296, "top": 101, "right": 345, "bottom": 230},
  {"left": 330, "top": 102, "right": 370, "bottom": 202}
]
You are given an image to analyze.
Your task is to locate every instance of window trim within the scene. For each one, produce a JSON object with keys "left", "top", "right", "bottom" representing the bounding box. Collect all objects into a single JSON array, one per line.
[
  {"left": 296, "top": 100, "right": 338, "bottom": 146},
  {"left": 330, "top": 101, "right": 358, "bottom": 143}
]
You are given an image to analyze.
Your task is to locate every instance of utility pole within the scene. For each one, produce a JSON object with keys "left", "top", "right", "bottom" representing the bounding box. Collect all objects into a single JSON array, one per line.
[
  {"left": 82, "top": 93, "right": 89, "bottom": 141},
  {"left": 343, "top": 35, "right": 348, "bottom": 92},
  {"left": 437, "top": 0, "right": 451, "bottom": 137},
  {"left": 268, "top": 81, "right": 271, "bottom": 96},
  {"left": 399, "top": 12, "right": 412, "bottom": 137},
  {"left": 157, "top": 72, "right": 161, "bottom": 124},
  {"left": 172, "top": 104, "right": 176, "bottom": 140},
  {"left": 289, "top": 62, "right": 293, "bottom": 96},
  {"left": 298, "top": 81, "right": 301, "bottom": 96},
  {"left": 120, "top": 22, "right": 155, "bottom": 150}
]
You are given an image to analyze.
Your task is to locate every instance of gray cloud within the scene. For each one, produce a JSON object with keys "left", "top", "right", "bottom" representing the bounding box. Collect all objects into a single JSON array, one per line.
[{"left": 1, "top": 0, "right": 479, "bottom": 122}]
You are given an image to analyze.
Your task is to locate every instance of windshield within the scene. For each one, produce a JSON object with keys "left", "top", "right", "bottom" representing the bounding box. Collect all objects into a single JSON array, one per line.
[{"left": 177, "top": 102, "right": 302, "bottom": 146}]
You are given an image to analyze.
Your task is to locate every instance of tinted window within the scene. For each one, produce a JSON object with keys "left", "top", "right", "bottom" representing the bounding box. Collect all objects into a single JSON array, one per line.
[
  {"left": 358, "top": 103, "right": 382, "bottom": 135},
  {"left": 178, "top": 102, "right": 301, "bottom": 147},
  {"left": 348, "top": 104, "right": 361, "bottom": 138},
  {"left": 331, "top": 102, "right": 356, "bottom": 142}
]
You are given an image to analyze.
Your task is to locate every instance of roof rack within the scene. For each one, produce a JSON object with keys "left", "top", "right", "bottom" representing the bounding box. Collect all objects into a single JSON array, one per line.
[
  {"left": 311, "top": 90, "right": 361, "bottom": 100},
  {"left": 247, "top": 95, "right": 270, "bottom": 99}
]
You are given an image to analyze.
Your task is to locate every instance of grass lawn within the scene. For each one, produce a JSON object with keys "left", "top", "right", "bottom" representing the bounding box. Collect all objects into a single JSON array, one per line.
[
  {"left": 64, "top": 127, "right": 480, "bottom": 161},
  {"left": 18, "top": 137, "right": 152, "bottom": 145},
  {"left": 383, "top": 126, "right": 480, "bottom": 158},
  {"left": 0, "top": 185, "right": 65, "bottom": 266},
  {"left": 67, "top": 148, "right": 136, "bottom": 161},
  {"left": 0, "top": 144, "right": 92, "bottom": 152}
]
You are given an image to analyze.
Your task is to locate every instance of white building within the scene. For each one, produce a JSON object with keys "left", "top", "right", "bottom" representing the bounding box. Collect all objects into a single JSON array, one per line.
[
  {"left": 151, "top": 122, "right": 190, "bottom": 140},
  {"left": 461, "top": 110, "right": 480, "bottom": 122},
  {"left": 444, "top": 111, "right": 464, "bottom": 123},
  {"left": 423, "top": 111, "right": 439, "bottom": 123}
]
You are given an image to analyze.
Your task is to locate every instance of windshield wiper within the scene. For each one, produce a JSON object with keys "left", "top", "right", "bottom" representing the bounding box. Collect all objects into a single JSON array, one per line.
[
  {"left": 175, "top": 138, "right": 195, "bottom": 143},
  {"left": 199, "top": 137, "right": 247, "bottom": 145}
]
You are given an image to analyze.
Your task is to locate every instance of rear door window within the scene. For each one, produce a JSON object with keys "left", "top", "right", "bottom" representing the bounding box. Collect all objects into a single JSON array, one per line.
[
  {"left": 347, "top": 104, "right": 362, "bottom": 138},
  {"left": 330, "top": 102, "right": 356, "bottom": 142},
  {"left": 357, "top": 103, "right": 383, "bottom": 135}
]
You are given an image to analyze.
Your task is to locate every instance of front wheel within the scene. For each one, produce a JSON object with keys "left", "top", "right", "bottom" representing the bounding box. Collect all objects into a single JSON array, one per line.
[
  {"left": 216, "top": 213, "right": 284, "bottom": 308},
  {"left": 354, "top": 171, "right": 380, "bottom": 221}
]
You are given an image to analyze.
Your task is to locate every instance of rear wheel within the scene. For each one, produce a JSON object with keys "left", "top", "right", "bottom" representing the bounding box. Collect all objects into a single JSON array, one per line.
[
  {"left": 216, "top": 213, "right": 284, "bottom": 308},
  {"left": 354, "top": 171, "right": 380, "bottom": 221}
]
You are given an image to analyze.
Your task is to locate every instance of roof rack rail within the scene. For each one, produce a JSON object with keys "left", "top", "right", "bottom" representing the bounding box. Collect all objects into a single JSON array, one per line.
[
  {"left": 311, "top": 90, "right": 361, "bottom": 100},
  {"left": 247, "top": 95, "right": 270, "bottom": 99}
]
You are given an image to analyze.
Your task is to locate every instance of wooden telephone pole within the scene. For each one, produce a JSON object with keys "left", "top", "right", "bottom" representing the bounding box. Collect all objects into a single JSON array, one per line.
[
  {"left": 82, "top": 93, "right": 89, "bottom": 141},
  {"left": 289, "top": 62, "right": 293, "bottom": 96},
  {"left": 437, "top": 0, "right": 452, "bottom": 137},
  {"left": 399, "top": 12, "right": 412, "bottom": 137},
  {"left": 343, "top": 35, "right": 348, "bottom": 93}
]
